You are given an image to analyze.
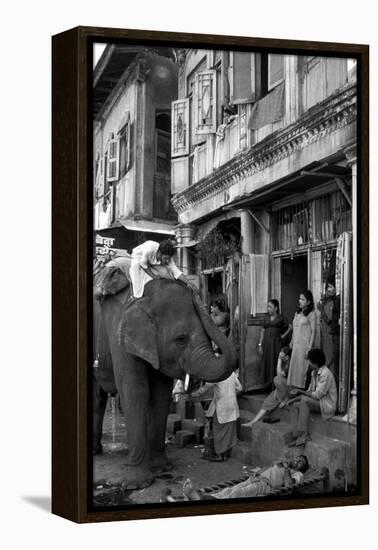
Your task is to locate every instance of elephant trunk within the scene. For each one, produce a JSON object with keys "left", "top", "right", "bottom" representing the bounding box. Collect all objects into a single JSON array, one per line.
[{"left": 189, "top": 294, "right": 236, "bottom": 382}]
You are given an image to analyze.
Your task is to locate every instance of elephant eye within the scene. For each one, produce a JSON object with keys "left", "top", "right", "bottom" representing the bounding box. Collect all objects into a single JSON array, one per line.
[{"left": 175, "top": 334, "right": 188, "bottom": 345}]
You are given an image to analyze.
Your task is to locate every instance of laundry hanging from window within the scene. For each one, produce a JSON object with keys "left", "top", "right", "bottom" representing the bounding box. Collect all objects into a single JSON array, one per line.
[
  {"left": 248, "top": 82, "right": 285, "bottom": 130},
  {"left": 249, "top": 254, "right": 269, "bottom": 316}
]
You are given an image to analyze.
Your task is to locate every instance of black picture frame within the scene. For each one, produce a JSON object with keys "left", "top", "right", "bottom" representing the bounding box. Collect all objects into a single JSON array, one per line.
[{"left": 52, "top": 26, "right": 369, "bottom": 523}]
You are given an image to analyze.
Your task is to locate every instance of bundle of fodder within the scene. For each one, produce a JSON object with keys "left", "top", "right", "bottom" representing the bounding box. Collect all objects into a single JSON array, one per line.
[{"left": 94, "top": 255, "right": 132, "bottom": 299}]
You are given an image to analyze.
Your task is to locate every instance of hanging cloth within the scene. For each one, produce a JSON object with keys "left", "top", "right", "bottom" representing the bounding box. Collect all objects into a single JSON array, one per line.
[{"left": 249, "top": 254, "right": 269, "bottom": 316}]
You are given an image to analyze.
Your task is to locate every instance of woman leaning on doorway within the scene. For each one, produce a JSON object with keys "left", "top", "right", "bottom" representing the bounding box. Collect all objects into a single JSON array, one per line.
[
  {"left": 287, "top": 290, "right": 316, "bottom": 389},
  {"left": 257, "top": 299, "right": 292, "bottom": 386}
]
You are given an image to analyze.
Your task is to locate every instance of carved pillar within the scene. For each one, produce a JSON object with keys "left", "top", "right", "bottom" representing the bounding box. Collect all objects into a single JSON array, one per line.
[
  {"left": 344, "top": 142, "right": 357, "bottom": 423},
  {"left": 240, "top": 209, "right": 254, "bottom": 254},
  {"left": 175, "top": 224, "right": 196, "bottom": 275},
  {"left": 134, "top": 55, "right": 149, "bottom": 216}
]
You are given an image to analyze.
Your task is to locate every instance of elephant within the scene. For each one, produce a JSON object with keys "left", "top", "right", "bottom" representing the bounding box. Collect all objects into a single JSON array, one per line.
[{"left": 93, "top": 262, "right": 236, "bottom": 490}]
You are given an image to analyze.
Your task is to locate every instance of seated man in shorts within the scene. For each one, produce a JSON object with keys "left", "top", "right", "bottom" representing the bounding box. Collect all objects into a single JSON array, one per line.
[{"left": 287, "top": 348, "right": 337, "bottom": 447}]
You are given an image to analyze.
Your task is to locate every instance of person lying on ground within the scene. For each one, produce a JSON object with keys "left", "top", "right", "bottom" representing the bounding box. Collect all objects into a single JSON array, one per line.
[
  {"left": 286, "top": 348, "right": 337, "bottom": 447},
  {"left": 181, "top": 455, "right": 309, "bottom": 500},
  {"left": 242, "top": 346, "right": 293, "bottom": 427}
]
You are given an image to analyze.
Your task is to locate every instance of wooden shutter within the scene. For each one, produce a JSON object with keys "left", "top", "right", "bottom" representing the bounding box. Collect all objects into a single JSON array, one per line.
[
  {"left": 95, "top": 157, "right": 104, "bottom": 198},
  {"left": 326, "top": 58, "right": 348, "bottom": 95},
  {"left": 229, "top": 52, "right": 256, "bottom": 104},
  {"left": 107, "top": 139, "right": 119, "bottom": 182},
  {"left": 194, "top": 70, "right": 217, "bottom": 134},
  {"left": 171, "top": 98, "right": 189, "bottom": 157},
  {"left": 268, "top": 54, "right": 284, "bottom": 90},
  {"left": 126, "top": 120, "right": 131, "bottom": 170},
  {"left": 311, "top": 250, "right": 322, "bottom": 348},
  {"left": 302, "top": 57, "right": 326, "bottom": 110}
]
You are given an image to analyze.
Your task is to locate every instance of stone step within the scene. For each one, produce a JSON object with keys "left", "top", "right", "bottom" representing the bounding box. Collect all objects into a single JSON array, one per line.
[
  {"left": 238, "top": 394, "right": 356, "bottom": 443},
  {"left": 237, "top": 416, "right": 356, "bottom": 487},
  {"left": 166, "top": 413, "right": 182, "bottom": 435},
  {"left": 181, "top": 419, "right": 205, "bottom": 444},
  {"left": 174, "top": 429, "right": 196, "bottom": 448}
]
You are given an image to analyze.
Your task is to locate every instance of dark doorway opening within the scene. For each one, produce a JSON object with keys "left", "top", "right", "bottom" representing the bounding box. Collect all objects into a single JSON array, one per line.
[
  {"left": 281, "top": 255, "right": 308, "bottom": 322},
  {"left": 204, "top": 271, "right": 224, "bottom": 312}
]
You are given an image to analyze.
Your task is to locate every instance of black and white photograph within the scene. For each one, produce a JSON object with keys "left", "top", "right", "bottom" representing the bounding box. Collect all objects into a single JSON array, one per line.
[{"left": 91, "top": 42, "right": 360, "bottom": 509}]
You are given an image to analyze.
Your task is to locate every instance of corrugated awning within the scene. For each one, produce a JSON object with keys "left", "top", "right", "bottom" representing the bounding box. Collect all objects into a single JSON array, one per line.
[{"left": 224, "top": 155, "right": 350, "bottom": 210}]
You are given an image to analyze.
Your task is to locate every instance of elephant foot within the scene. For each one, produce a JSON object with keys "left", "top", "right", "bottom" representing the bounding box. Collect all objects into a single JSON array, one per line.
[
  {"left": 150, "top": 453, "right": 173, "bottom": 474},
  {"left": 93, "top": 443, "right": 103, "bottom": 455},
  {"left": 121, "top": 466, "right": 155, "bottom": 491}
]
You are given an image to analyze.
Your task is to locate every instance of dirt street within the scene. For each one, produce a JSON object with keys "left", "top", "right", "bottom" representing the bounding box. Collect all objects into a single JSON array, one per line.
[{"left": 93, "top": 401, "right": 247, "bottom": 506}]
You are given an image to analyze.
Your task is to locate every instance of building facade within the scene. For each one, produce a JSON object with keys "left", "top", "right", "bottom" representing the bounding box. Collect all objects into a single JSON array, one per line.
[
  {"left": 170, "top": 49, "right": 357, "bottom": 417},
  {"left": 93, "top": 45, "right": 179, "bottom": 255}
]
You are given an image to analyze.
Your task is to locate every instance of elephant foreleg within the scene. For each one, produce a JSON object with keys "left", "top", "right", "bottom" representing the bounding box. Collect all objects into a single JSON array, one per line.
[
  {"left": 148, "top": 371, "right": 174, "bottom": 473},
  {"left": 113, "top": 354, "right": 154, "bottom": 490},
  {"left": 93, "top": 377, "right": 108, "bottom": 455}
]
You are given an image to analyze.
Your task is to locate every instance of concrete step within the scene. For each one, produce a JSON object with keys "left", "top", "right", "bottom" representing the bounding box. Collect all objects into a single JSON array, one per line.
[
  {"left": 166, "top": 413, "right": 182, "bottom": 435},
  {"left": 238, "top": 394, "right": 356, "bottom": 443},
  {"left": 237, "top": 416, "right": 356, "bottom": 487},
  {"left": 174, "top": 429, "right": 196, "bottom": 448},
  {"left": 181, "top": 419, "right": 204, "bottom": 443}
]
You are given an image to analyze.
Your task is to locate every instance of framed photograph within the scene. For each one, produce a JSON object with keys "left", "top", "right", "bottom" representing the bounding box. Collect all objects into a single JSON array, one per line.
[{"left": 52, "top": 26, "right": 369, "bottom": 523}]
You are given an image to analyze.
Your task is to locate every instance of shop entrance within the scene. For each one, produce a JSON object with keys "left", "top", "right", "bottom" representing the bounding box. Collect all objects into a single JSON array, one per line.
[
  {"left": 281, "top": 255, "right": 308, "bottom": 322},
  {"left": 201, "top": 269, "right": 225, "bottom": 311}
]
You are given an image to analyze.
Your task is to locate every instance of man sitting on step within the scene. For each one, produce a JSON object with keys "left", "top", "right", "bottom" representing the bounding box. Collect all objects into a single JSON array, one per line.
[{"left": 286, "top": 348, "right": 337, "bottom": 447}]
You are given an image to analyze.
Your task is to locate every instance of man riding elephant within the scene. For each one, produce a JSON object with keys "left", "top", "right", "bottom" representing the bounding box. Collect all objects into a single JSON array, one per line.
[{"left": 129, "top": 239, "right": 195, "bottom": 297}]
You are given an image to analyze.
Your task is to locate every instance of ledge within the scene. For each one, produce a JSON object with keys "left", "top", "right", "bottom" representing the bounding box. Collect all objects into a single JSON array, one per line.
[{"left": 172, "top": 82, "right": 357, "bottom": 215}]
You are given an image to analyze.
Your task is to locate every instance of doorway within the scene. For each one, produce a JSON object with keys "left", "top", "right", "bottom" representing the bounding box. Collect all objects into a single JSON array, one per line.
[
  {"left": 281, "top": 255, "right": 308, "bottom": 322},
  {"left": 201, "top": 270, "right": 225, "bottom": 312}
]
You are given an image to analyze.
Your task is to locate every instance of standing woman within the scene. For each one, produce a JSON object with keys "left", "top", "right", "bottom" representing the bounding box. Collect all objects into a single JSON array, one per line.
[
  {"left": 257, "top": 299, "right": 291, "bottom": 386},
  {"left": 287, "top": 290, "right": 316, "bottom": 389}
]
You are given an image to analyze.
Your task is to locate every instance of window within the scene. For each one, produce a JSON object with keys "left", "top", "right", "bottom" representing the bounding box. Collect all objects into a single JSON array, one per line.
[
  {"left": 194, "top": 70, "right": 217, "bottom": 134},
  {"left": 171, "top": 99, "right": 189, "bottom": 157},
  {"left": 347, "top": 58, "right": 357, "bottom": 82},
  {"left": 268, "top": 54, "right": 284, "bottom": 90},
  {"left": 229, "top": 52, "right": 256, "bottom": 104},
  {"left": 118, "top": 111, "right": 131, "bottom": 179},
  {"left": 312, "top": 191, "right": 352, "bottom": 242},
  {"left": 301, "top": 56, "right": 348, "bottom": 111},
  {"left": 273, "top": 201, "right": 310, "bottom": 250},
  {"left": 107, "top": 138, "right": 119, "bottom": 182}
]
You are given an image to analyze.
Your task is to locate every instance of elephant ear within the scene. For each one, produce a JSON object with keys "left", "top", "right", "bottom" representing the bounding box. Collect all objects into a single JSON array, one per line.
[{"left": 117, "top": 298, "right": 159, "bottom": 370}]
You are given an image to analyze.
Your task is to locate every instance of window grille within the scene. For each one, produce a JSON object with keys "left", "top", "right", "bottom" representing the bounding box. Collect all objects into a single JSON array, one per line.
[
  {"left": 273, "top": 201, "right": 310, "bottom": 250},
  {"left": 312, "top": 190, "right": 352, "bottom": 242},
  {"left": 272, "top": 190, "right": 352, "bottom": 251}
]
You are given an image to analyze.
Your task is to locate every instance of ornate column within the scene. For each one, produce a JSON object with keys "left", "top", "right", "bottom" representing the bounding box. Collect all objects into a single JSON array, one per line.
[
  {"left": 344, "top": 141, "right": 357, "bottom": 424},
  {"left": 240, "top": 209, "right": 254, "bottom": 254},
  {"left": 175, "top": 224, "right": 196, "bottom": 275}
]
